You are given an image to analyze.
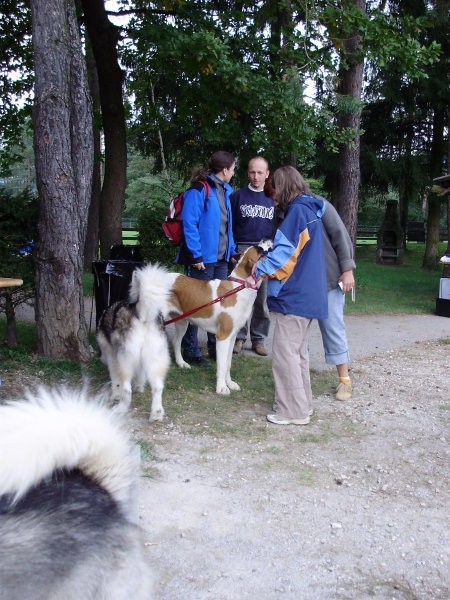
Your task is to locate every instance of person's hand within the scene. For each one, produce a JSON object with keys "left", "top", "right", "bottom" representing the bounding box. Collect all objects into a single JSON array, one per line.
[
  {"left": 339, "top": 270, "right": 355, "bottom": 294},
  {"left": 192, "top": 261, "right": 205, "bottom": 270}
]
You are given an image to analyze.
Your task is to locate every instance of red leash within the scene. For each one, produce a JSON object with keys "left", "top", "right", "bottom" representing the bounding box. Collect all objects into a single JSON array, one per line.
[{"left": 163, "top": 277, "right": 256, "bottom": 326}]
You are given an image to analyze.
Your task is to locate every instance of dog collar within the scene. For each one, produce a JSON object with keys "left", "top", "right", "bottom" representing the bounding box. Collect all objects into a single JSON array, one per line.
[{"left": 228, "top": 276, "right": 258, "bottom": 290}]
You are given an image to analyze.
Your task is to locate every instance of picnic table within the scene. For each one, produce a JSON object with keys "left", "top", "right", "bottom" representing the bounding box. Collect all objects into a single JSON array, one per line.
[
  {"left": 0, "top": 278, "right": 24, "bottom": 289},
  {"left": 0, "top": 278, "right": 24, "bottom": 384}
]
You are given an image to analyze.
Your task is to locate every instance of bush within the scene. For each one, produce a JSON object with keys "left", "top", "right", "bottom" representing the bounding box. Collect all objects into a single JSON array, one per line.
[
  {"left": 0, "top": 188, "right": 38, "bottom": 344},
  {"left": 137, "top": 198, "right": 179, "bottom": 267},
  {"left": 0, "top": 188, "right": 38, "bottom": 283},
  {"left": 136, "top": 172, "right": 185, "bottom": 268}
]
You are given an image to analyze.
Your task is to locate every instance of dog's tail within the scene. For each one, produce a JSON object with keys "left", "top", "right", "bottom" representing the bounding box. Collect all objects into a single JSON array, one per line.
[
  {"left": 129, "top": 262, "right": 177, "bottom": 321},
  {"left": 0, "top": 387, "right": 138, "bottom": 517}
]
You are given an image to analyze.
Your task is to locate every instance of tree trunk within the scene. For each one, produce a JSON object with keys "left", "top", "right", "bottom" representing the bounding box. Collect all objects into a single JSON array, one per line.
[
  {"left": 399, "top": 101, "right": 415, "bottom": 247},
  {"left": 423, "top": 106, "right": 445, "bottom": 268},
  {"left": 83, "top": 40, "right": 101, "bottom": 270},
  {"left": 31, "top": 0, "right": 93, "bottom": 360},
  {"left": 4, "top": 292, "right": 18, "bottom": 347},
  {"left": 81, "top": 0, "right": 127, "bottom": 259},
  {"left": 446, "top": 93, "right": 450, "bottom": 254},
  {"left": 334, "top": 0, "right": 365, "bottom": 246}
]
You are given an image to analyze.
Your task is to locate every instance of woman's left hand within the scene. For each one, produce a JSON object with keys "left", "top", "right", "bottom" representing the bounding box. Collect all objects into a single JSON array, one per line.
[{"left": 339, "top": 270, "right": 355, "bottom": 294}]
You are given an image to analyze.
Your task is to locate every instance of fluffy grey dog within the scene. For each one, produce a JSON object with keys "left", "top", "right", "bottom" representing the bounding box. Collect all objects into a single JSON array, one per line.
[
  {"left": 97, "top": 263, "right": 175, "bottom": 421},
  {"left": 0, "top": 387, "right": 153, "bottom": 600}
]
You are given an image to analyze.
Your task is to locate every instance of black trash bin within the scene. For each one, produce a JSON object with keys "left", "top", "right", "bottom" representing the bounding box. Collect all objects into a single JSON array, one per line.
[{"left": 92, "top": 256, "right": 144, "bottom": 325}]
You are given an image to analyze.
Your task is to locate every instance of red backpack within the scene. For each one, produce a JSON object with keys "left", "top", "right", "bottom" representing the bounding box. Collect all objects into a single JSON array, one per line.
[{"left": 162, "top": 180, "right": 211, "bottom": 246}]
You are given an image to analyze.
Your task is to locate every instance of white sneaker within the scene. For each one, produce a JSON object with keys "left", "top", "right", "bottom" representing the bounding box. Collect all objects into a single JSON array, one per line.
[
  {"left": 439, "top": 253, "right": 450, "bottom": 264},
  {"left": 272, "top": 404, "right": 313, "bottom": 417},
  {"left": 266, "top": 413, "right": 310, "bottom": 426}
]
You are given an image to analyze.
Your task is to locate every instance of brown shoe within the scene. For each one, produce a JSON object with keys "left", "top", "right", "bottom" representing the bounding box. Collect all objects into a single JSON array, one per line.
[
  {"left": 233, "top": 339, "right": 244, "bottom": 354},
  {"left": 252, "top": 342, "right": 268, "bottom": 356}
]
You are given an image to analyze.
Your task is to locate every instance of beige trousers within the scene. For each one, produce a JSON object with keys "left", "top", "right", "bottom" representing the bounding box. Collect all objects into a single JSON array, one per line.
[{"left": 271, "top": 312, "right": 313, "bottom": 419}]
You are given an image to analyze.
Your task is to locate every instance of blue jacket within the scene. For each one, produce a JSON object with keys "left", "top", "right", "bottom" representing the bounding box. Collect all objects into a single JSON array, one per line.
[
  {"left": 177, "top": 177, "right": 236, "bottom": 265},
  {"left": 255, "top": 194, "right": 328, "bottom": 319}
]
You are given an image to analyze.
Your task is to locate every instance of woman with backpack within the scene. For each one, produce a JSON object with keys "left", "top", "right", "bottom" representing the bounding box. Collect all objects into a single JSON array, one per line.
[{"left": 176, "top": 150, "right": 237, "bottom": 367}]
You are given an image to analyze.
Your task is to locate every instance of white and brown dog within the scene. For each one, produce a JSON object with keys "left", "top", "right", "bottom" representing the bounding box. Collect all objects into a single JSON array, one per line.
[
  {"left": 97, "top": 241, "right": 271, "bottom": 420},
  {"left": 166, "top": 239, "right": 272, "bottom": 395}
]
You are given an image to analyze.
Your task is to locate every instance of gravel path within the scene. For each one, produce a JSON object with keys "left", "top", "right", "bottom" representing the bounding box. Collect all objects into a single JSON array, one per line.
[{"left": 133, "top": 328, "right": 449, "bottom": 600}]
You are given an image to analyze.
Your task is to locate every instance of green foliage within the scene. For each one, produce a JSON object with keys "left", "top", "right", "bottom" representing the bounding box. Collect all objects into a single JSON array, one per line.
[
  {"left": 320, "top": 3, "right": 441, "bottom": 76},
  {"left": 0, "top": 120, "right": 36, "bottom": 193},
  {"left": 1, "top": 0, "right": 446, "bottom": 255},
  {"left": 123, "top": 149, "right": 157, "bottom": 219},
  {"left": 123, "top": 2, "right": 347, "bottom": 174},
  {"left": 0, "top": 188, "right": 38, "bottom": 312},
  {"left": 0, "top": 0, "right": 34, "bottom": 173},
  {"left": 135, "top": 170, "right": 185, "bottom": 267},
  {"left": 358, "top": 0, "right": 449, "bottom": 222}
]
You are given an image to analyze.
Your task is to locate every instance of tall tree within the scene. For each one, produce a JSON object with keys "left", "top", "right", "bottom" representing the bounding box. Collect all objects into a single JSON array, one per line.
[
  {"left": 318, "top": 0, "right": 441, "bottom": 244},
  {"left": 81, "top": 0, "right": 127, "bottom": 258},
  {"left": 331, "top": 0, "right": 365, "bottom": 243},
  {"left": 421, "top": 0, "right": 449, "bottom": 267},
  {"left": 83, "top": 39, "right": 102, "bottom": 269},
  {"left": 31, "top": 0, "right": 93, "bottom": 360}
]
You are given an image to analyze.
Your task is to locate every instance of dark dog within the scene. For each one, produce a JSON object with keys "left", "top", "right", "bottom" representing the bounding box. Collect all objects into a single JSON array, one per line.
[{"left": 0, "top": 387, "right": 153, "bottom": 600}]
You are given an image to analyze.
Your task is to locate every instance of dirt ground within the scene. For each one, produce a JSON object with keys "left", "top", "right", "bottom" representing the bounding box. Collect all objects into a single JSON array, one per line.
[
  {"left": 6, "top": 306, "right": 450, "bottom": 599},
  {"left": 134, "top": 334, "right": 449, "bottom": 600}
]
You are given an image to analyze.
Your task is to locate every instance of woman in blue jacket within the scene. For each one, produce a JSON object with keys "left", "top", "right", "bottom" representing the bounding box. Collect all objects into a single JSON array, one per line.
[
  {"left": 254, "top": 166, "right": 328, "bottom": 425},
  {"left": 176, "top": 150, "right": 237, "bottom": 366}
]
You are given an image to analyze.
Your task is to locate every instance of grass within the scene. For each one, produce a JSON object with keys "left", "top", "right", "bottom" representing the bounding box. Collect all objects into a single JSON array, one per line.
[
  {"left": 0, "top": 319, "right": 337, "bottom": 438},
  {"left": 345, "top": 242, "right": 447, "bottom": 315},
  {"left": 1, "top": 241, "right": 448, "bottom": 438}
]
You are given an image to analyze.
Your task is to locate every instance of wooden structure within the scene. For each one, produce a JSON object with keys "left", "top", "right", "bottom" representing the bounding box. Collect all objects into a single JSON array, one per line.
[{"left": 0, "top": 278, "right": 24, "bottom": 289}]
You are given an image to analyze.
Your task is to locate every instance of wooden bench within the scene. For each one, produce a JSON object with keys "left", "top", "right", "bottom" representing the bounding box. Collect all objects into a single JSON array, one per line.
[
  {"left": 356, "top": 226, "right": 378, "bottom": 241},
  {"left": 0, "top": 278, "right": 23, "bottom": 289}
]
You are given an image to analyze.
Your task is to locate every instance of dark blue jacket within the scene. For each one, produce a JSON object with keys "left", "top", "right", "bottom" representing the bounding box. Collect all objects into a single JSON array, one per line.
[
  {"left": 230, "top": 187, "right": 274, "bottom": 244},
  {"left": 255, "top": 194, "right": 328, "bottom": 319}
]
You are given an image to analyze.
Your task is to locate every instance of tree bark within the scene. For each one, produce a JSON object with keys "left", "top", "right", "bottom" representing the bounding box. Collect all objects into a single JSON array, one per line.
[
  {"left": 423, "top": 106, "right": 445, "bottom": 268},
  {"left": 81, "top": 0, "right": 127, "bottom": 259},
  {"left": 31, "top": 0, "right": 93, "bottom": 360},
  {"left": 447, "top": 96, "right": 450, "bottom": 254},
  {"left": 4, "top": 292, "right": 18, "bottom": 347},
  {"left": 398, "top": 100, "right": 415, "bottom": 247},
  {"left": 334, "top": 0, "right": 365, "bottom": 246},
  {"left": 83, "top": 39, "right": 101, "bottom": 270}
]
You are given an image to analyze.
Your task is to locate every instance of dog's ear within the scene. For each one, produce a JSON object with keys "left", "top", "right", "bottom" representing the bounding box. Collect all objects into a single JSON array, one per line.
[{"left": 256, "top": 238, "right": 273, "bottom": 254}]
